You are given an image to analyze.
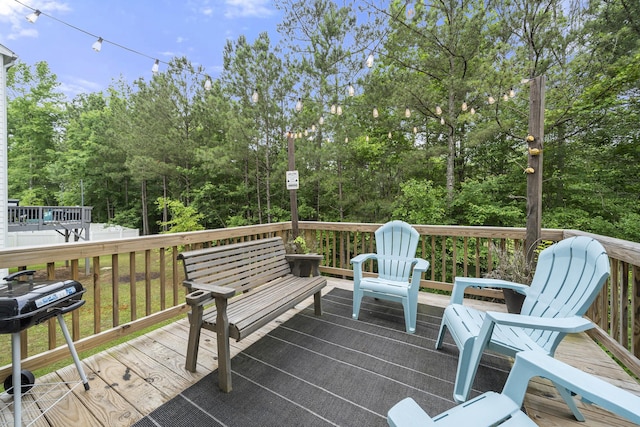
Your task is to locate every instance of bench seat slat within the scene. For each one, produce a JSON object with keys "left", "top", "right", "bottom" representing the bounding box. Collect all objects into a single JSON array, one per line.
[{"left": 201, "top": 275, "right": 326, "bottom": 340}]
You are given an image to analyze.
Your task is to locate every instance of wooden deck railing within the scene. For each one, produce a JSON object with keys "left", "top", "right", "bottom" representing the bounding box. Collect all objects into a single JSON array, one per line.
[{"left": 0, "top": 222, "right": 638, "bottom": 381}]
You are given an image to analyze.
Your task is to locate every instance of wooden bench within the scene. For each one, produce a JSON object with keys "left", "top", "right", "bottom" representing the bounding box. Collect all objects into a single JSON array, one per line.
[{"left": 179, "top": 237, "right": 326, "bottom": 392}]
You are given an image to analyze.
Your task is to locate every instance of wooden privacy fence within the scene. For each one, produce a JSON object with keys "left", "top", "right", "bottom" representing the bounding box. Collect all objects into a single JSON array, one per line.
[{"left": 0, "top": 221, "right": 638, "bottom": 380}]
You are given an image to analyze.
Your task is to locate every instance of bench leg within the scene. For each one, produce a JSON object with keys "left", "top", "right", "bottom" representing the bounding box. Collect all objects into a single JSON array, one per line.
[
  {"left": 185, "top": 305, "right": 203, "bottom": 372},
  {"left": 313, "top": 291, "right": 322, "bottom": 315},
  {"left": 215, "top": 297, "right": 233, "bottom": 393}
]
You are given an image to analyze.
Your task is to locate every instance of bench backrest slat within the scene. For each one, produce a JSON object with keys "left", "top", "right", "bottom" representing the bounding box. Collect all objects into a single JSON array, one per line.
[{"left": 179, "top": 237, "right": 292, "bottom": 293}]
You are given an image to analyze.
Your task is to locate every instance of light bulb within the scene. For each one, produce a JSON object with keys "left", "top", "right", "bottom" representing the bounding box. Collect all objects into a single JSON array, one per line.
[
  {"left": 295, "top": 98, "right": 303, "bottom": 112},
  {"left": 366, "top": 53, "right": 374, "bottom": 68},
  {"left": 311, "top": 124, "right": 316, "bottom": 132},
  {"left": 348, "top": 83, "right": 355, "bottom": 97},
  {"left": 413, "top": 126, "right": 417, "bottom": 134},
  {"left": 435, "top": 106, "right": 442, "bottom": 115},
  {"left": 405, "top": 107, "right": 411, "bottom": 118},
  {"left": 330, "top": 104, "right": 336, "bottom": 114},
  {"left": 319, "top": 116, "right": 324, "bottom": 125},
  {"left": 336, "top": 105, "right": 343, "bottom": 116},
  {"left": 388, "top": 132, "right": 392, "bottom": 139},
  {"left": 470, "top": 107, "right": 475, "bottom": 115},
  {"left": 509, "top": 88, "right": 515, "bottom": 98},
  {"left": 366, "top": 135, "right": 369, "bottom": 142},
  {"left": 440, "top": 117, "right": 445, "bottom": 125},
  {"left": 488, "top": 95, "right": 495, "bottom": 105},
  {"left": 251, "top": 89, "right": 258, "bottom": 103},
  {"left": 204, "top": 78, "right": 212, "bottom": 91},
  {"left": 152, "top": 59, "right": 159, "bottom": 74},
  {"left": 345, "top": 137, "right": 349, "bottom": 143},
  {"left": 92, "top": 37, "right": 103, "bottom": 52},
  {"left": 26, "top": 10, "right": 41, "bottom": 23},
  {"left": 461, "top": 101, "right": 468, "bottom": 111},
  {"left": 503, "top": 93, "right": 509, "bottom": 102},
  {"left": 373, "top": 107, "right": 379, "bottom": 118}
]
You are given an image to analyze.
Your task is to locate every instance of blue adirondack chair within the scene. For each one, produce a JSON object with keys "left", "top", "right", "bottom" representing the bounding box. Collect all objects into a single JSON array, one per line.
[
  {"left": 350, "top": 220, "right": 429, "bottom": 334},
  {"left": 435, "top": 236, "right": 610, "bottom": 421},
  {"left": 387, "top": 350, "right": 640, "bottom": 426}
]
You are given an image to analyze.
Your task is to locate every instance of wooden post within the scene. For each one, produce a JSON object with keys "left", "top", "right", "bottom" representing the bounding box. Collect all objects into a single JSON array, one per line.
[
  {"left": 287, "top": 132, "right": 299, "bottom": 237},
  {"left": 525, "top": 76, "right": 545, "bottom": 264}
]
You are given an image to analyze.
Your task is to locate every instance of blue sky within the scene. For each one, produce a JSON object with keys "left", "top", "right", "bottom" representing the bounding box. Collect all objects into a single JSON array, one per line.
[{"left": 0, "top": 0, "right": 284, "bottom": 98}]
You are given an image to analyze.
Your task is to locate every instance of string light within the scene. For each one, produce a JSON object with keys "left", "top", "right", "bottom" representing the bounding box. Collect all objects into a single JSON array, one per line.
[
  {"left": 25, "top": 9, "right": 40, "bottom": 23},
  {"left": 366, "top": 53, "right": 374, "bottom": 68},
  {"left": 435, "top": 106, "right": 442, "bottom": 115},
  {"left": 348, "top": 83, "right": 355, "bottom": 97},
  {"left": 318, "top": 116, "right": 324, "bottom": 125},
  {"left": 152, "top": 59, "right": 160, "bottom": 74},
  {"left": 92, "top": 37, "right": 103, "bottom": 52},
  {"left": 15, "top": 0, "right": 215, "bottom": 88},
  {"left": 509, "top": 88, "right": 515, "bottom": 98},
  {"left": 330, "top": 104, "right": 337, "bottom": 114},
  {"left": 488, "top": 95, "right": 495, "bottom": 104},
  {"left": 295, "top": 98, "right": 303, "bottom": 112},
  {"left": 503, "top": 93, "right": 509, "bottom": 102},
  {"left": 440, "top": 117, "right": 445, "bottom": 125},
  {"left": 373, "top": 107, "right": 379, "bottom": 118},
  {"left": 405, "top": 107, "right": 411, "bottom": 118},
  {"left": 251, "top": 89, "right": 259, "bottom": 103},
  {"left": 336, "top": 105, "right": 343, "bottom": 116},
  {"left": 461, "top": 101, "right": 468, "bottom": 111}
]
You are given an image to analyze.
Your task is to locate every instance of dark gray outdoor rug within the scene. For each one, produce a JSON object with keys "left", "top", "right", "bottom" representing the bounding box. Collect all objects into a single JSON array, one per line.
[{"left": 134, "top": 288, "right": 510, "bottom": 427}]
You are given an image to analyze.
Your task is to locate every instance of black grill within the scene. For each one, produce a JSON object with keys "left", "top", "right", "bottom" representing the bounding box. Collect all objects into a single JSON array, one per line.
[
  {"left": 0, "top": 273, "right": 85, "bottom": 334},
  {"left": 1, "top": 270, "right": 90, "bottom": 427}
]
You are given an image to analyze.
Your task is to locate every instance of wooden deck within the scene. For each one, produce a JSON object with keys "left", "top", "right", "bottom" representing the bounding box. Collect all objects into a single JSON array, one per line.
[{"left": 2, "top": 278, "right": 639, "bottom": 426}]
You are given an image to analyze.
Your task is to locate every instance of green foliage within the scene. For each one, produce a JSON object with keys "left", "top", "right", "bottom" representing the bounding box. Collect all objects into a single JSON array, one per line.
[
  {"left": 392, "top": 179, "right": 446, "bottom": 225},
  {"left": 156, "top": 198, "right": 205, "bottom": 233},
  {"left": 5, "top": 1, "right": 640, "bottom": 245},
  {"left": 452, "top": 178, "right": 525, "bottom": 226}
]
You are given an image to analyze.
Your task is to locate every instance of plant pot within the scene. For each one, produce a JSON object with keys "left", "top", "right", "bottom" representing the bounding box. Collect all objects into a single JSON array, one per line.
[{"left": 503, "top": 288, "right": 526, "bottom": 314}]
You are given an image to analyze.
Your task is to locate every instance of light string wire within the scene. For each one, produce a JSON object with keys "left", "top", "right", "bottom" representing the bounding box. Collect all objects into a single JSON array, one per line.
[{"left": 14, "top": 0, "right": 178, "bottom": 73}]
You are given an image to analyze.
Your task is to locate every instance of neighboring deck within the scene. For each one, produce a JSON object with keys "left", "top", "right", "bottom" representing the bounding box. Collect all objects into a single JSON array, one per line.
[{"left": 3, "top": 278, "right": 640, "bottom": 426}]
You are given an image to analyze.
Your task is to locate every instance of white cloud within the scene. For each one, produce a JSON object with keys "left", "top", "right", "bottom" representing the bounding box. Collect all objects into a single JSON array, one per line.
[
  {"left": 0, "top": 1, "right": 71, "bottom": 41},
  {"left": 59, "top": 77, "right": 103, "bottom": 99},
  {"left": 224, "top": 0, "right": 275, "bottom": 19}
]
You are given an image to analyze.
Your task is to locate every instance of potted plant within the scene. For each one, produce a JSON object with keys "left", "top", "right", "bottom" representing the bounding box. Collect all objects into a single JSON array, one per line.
[
  {"left": 285, "top": 234, "right": 322, "bottom": 277},
  {"left": 484, "top": 243, "right": 534, "bottom": 313}
]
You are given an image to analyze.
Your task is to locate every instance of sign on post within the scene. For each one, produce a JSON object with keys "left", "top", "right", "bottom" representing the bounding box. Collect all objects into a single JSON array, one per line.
[{"left": 286, "top": 170, "right": 299, "bottom": 190}]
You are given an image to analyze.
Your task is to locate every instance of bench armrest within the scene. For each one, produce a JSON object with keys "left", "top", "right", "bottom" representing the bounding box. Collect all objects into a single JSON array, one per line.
[{"left": 184, "top": 280, "right": 236, "bottom": 305}]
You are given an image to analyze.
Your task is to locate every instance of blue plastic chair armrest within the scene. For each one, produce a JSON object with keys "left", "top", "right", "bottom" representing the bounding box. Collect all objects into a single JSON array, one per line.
[
  {"left": 387, "top": 397, "right": 436, "bottom": 427},
  {"left": 413, "top": 258, "right": 429, "bottom": 273},
  {"left": 485, "top": 311, "right": 594, "bottom": 334},
  {"left": 450, "top": 277, "right": 529, "bottom": 304},
  {"left": 503, "top": 351, "right": 640, "bottom": 425},
  {"left": 350, "top": 253, "right": 377, "bottom": 265}
]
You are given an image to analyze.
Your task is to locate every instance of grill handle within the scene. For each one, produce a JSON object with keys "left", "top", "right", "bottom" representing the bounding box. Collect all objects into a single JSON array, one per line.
[{"left": 3, "top": 270, "right": 37, "bottom": 290}]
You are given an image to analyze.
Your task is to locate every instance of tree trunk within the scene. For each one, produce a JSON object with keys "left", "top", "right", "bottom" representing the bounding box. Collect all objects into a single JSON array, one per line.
[{"left": 141, "top": 180, "right": 149, "bottom": 235}]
